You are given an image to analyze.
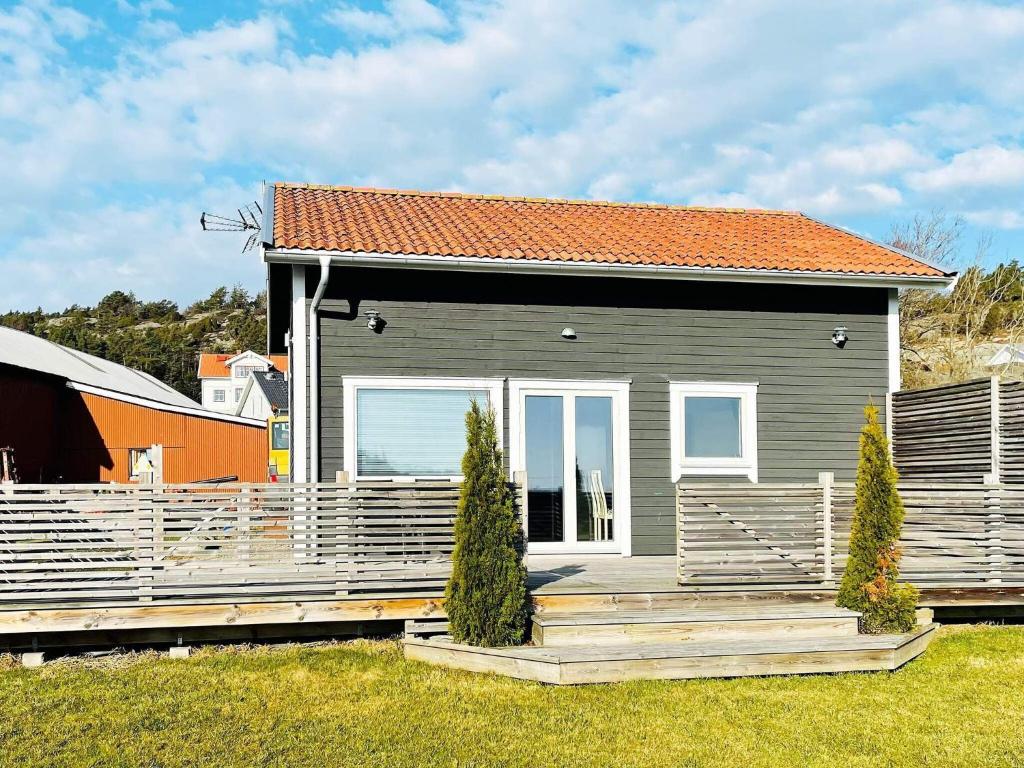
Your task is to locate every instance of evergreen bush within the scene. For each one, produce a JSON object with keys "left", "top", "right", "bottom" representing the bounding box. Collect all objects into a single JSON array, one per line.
[
  {"left": 837, "top": 404, "right": 919, "bottom": 633},
  {"left": 444, "top": 400, "right": 528, "bottom": 646}
]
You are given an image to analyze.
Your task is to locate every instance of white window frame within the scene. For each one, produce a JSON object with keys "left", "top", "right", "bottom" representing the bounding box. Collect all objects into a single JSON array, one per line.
[
  {"left": 342, "top": 376, "right": 505, "bottom": 481},
  {"left": 234, "top": 364, "right": 263, "bottom": 380},
  {"left": 508, "top": 378, "right": 632, "bottom": 557},
  {"left": 669, "top": 381, "right": 758, "bottom": 482},
  {"left": 213, "top": 389, "right": 226, "bottom": 403}
]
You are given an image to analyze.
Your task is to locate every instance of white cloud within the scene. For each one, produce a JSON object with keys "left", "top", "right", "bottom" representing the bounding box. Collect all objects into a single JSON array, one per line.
[
  {"left": 965, "top": 209, "right": 1024, "bottom": 230},
  {"left": 0, "top": 180, "right": 263, "bottom": 310},
  {"left": 821, "top": 139, "right": 927, "bottom": 176},
  {"left": 324, "top": 0, "right": 449, "bottom": 38},
  {"left": 907, "top": 145, "right": 1024, "bottom": 191},
  {"left": 4, "top": 0, "right": 1024, "bottom": 309}
]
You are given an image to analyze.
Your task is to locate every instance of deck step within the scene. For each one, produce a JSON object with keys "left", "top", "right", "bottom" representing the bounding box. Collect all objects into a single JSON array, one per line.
[
  {"left": 532, "top": 605, "right": 861, "bottom": 646},
  {"left": 404, "top": 623, "right": 937, "bottom": 685},
  {"left": 405, "top": 618, "right": 450, "bottom": 638}
]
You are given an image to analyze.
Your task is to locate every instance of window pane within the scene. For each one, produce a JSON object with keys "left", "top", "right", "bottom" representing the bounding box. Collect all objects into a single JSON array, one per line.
[
  {"left": 271, "top": 421, "right": 290, "bottom": 450},
  {"left": 526, "top": 395, "right": 564, "bottom": 543},
  {"left": 685, "top": 396, "right": 742, "bottom": 458},
  {"left": 575, "top": 396, "right": 614, "bottom": 542},
  {"left": 356, "top": 388, "right": 488, "bottom": 476}
]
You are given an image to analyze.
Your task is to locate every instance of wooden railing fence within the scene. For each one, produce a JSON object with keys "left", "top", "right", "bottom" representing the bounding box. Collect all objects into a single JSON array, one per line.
[
  {"left": 0, "top": 481, "right": 465, "bottom": 608},
  {"left": 677, "top": 478, "right": 1024, "bottom": 587}
]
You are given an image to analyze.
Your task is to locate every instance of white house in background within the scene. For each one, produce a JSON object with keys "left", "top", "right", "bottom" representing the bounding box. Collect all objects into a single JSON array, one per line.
[
  {"left": 197, "top": 351, "right": 289, "bottom": 414},
  {"left": 986, "top": 343, "right": 1024, "bottom": 368},
  {"left": 236, "top": 370, "right": 289, "bottom": 420}
]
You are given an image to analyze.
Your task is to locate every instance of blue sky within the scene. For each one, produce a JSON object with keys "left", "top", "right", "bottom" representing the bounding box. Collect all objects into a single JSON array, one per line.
[{"left": 3, "top": 0, "right": 1024, "bottom": 311}]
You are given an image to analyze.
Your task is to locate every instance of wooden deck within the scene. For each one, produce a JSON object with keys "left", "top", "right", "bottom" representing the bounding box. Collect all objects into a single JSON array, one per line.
[
  {"left": 2, "top": 554, "right": 1023, "bottom": 642},
  {"left": 3, "top": 479, "right": 1024, "bottom": 646},
  {"left": 529, "top": 555, "right": 1024, "bottom": 611},
  {"left": 404, "top": 620, "right": 938, "bottom": 685}
]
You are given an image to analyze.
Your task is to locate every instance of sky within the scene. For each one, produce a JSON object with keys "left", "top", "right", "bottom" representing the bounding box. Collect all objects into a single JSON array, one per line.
[{"left": 3, "top": 0, "right": 1024, "bottom": 311}]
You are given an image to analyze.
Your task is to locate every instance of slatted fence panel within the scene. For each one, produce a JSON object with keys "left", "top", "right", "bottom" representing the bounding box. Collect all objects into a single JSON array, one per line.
[
  {"left": 999, "top": 381, "right": 1024, "bottom": 483},
  {"left": 0, "top": 482, "right": 461, "bottom": 608},
  {"left": 679, "top": 481, "right": 1024, "bottom": 588},
  {"left": 677, "top": 484, "right": 826, "bottom": 585},
  {"left": 892, "top": 379, "right": 995, "bottom": 482}
]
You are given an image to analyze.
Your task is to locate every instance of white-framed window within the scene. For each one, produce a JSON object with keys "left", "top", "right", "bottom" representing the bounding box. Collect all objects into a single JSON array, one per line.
[
  {"left": 234, "top": 364, "right": 262, "bottom": 379},
  {"left": 669, "top": 381, "right": 758, "bottom": 482},
  {"left": 234, "top": 387, "right": 243, "bottom": 402},
  {"left": 213, "top": 389, "right": 226, "bottom": 403},
  {"left": 129, "top": 448, "right": 152, "bottom": 480},
  {"left": 342, "top": 377, "right": 505, "bottom": 480}
]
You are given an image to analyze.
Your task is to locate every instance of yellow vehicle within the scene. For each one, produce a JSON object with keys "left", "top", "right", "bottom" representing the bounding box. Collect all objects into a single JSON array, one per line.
[{"left": 268, "top": 414, "right": 290, "bottom": 480}]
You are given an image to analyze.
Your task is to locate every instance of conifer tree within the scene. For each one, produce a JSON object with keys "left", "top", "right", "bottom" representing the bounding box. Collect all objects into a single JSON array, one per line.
[
  {"left": 837, "top": 404, "right": 919, "bottom": 633},
  {"left": 444, "top": 401, "right": 528, "bottom": 646}
]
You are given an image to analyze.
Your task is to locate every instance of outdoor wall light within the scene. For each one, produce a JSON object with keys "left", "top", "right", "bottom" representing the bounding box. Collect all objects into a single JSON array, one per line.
[
  {"left": 365, "top": 310, "right": 383, "bottom": 331},
  {"left": 561, "top": 327, "right": 577, "bottom": 340},
  {"left": 832, "top": 326, "right": 848, "bottom": 348}
]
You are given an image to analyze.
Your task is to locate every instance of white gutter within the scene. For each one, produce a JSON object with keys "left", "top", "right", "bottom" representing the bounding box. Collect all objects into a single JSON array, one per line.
[
  {"left": 264, "top": 248, "right": 956, "bottom": 290},
  {"left": 308, "top": 255, "right": 332, "bottom": 483},
  {"left": 66, "top": 382, "right": 266, "bottom": 427}
]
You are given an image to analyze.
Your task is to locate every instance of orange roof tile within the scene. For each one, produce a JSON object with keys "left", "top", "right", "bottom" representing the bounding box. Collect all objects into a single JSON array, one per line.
[
  {"left": 270, "top": 183, "right": 950, "bottom": 279},
  {"left": 198, "top": 353, "right": 288, "bottom": 379}
]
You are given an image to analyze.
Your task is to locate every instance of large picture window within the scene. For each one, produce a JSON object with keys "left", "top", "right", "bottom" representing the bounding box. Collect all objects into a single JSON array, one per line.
[
  {"left": 669, "top": 382, "right": 758, "bottom": 481},
  {"left": 343, "top": 377, "right": 504, "bottom": 479}
]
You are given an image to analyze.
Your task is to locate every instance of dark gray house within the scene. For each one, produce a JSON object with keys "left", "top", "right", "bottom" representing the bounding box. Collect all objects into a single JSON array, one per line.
[{"left": 262, "top": 182, "right": 954, "bottom": 557}]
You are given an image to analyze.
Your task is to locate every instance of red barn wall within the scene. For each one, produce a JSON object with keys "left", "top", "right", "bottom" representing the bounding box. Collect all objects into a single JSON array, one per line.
[
  {"left": 0, "top": 365, "right": 267, "bottom": 483},
  {"left": 0, "top": 368, "right": 63, "bottom": 482}
]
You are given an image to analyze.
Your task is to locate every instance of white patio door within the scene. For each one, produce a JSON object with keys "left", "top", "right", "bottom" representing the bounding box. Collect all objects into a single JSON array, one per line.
[{"left": 510, "top": 380, "right": 631, "bottom": 555}]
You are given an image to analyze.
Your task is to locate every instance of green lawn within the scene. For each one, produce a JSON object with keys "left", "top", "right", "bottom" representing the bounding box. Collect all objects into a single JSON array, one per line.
[{"left": 1, "top": 625, "right": 1023, "bottom": 767}]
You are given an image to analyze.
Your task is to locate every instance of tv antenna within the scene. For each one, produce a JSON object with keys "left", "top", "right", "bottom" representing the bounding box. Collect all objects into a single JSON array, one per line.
[{"left": 200, "top": 201, "right": 263, "bottom": 252}]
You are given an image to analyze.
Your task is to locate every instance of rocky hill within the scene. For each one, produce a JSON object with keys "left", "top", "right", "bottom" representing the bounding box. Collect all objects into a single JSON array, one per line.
[{"left": 1, "top": 287, "right": 267, "bottom": 401}]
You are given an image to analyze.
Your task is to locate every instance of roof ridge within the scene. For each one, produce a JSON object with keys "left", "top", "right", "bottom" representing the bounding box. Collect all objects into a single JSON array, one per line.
[{"left": 273, "top": 181, "right": 802, "bottom": 217}]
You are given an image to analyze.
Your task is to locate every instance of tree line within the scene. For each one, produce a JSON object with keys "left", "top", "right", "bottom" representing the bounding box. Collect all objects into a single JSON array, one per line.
[{"left": 1, "top": 286, "right": 267, "bottom": 401}]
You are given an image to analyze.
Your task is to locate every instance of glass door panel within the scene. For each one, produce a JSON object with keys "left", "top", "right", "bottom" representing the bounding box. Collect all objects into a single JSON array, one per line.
[
  {"left": 575, "top": 396, "right": 614, "bottom": 542},
  {"left": 516, "top": 385, "right": 627, "bottom": 553},
  {"left": 525, "top": 395, "right": 564, "bottom": 544}
]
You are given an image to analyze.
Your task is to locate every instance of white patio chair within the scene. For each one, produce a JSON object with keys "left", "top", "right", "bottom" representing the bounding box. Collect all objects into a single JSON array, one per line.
[{"left": 587, "top": 469, "right": 612, "bottom": 542}]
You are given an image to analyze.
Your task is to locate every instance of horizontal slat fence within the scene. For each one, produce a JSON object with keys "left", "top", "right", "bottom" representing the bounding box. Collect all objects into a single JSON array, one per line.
[
  {"left": 678, "top": 480, "right": 1024, "bottom": 587},
  {"left": 1000, "top": 381, "right": 1024, "bottom": 483},
  {"left": 892, "top": 378, "right": 995, "bottom": 482},
  {"left": 676, "top": 484, "right": 826, "bottom": 585},
  {"left": 0, "top": 482, "right": 462, "bottom": 608}
]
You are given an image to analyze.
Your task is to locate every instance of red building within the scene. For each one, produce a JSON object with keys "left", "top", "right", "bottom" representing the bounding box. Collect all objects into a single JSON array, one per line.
[{"left": 0, "top": 327, "right": 267, "bottom": 484}]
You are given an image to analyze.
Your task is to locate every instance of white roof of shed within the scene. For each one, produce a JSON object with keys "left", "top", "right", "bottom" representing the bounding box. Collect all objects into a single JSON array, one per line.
[{"left": 0, "top": 326, "right": 263, "bottom": 426}]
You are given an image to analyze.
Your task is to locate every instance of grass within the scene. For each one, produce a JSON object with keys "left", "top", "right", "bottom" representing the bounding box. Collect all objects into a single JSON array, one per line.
[{"left": 1, "top": 625, "right": 1023, "bottom": 767}]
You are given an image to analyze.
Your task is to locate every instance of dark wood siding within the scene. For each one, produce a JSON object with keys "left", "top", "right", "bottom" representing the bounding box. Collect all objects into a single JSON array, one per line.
[{"left": 312, "top": 267, "right": 890, "bottom": 555}]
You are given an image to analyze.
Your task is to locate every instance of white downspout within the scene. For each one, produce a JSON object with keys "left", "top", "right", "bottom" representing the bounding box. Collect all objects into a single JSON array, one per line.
[{"left": 308, "top": 255, "right": 332, "bottom": 483}]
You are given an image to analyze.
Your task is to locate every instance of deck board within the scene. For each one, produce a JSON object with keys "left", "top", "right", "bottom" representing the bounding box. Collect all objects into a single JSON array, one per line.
[{"left": 404, "top": 624, "right": 937, "bottom": 684}]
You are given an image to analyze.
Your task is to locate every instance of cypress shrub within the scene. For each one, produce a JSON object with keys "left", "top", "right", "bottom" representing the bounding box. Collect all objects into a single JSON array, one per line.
[
  {"left": 444, "top": 401, "right": 528, "bottom": 646},
  {"left": 837, "top": 404, "right": 919, "bottom": 633}
]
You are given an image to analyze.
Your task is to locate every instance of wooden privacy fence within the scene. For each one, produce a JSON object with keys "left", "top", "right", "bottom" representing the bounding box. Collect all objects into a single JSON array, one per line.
[
  {"left": 892, "top": 376, "right": 1024, "bottom": 483},
  {"left": 0, "top": 481, "right": 464, "bottom": 608},
  {"left": 677, "top": 478, "right": 1024, "bottom": 587}
]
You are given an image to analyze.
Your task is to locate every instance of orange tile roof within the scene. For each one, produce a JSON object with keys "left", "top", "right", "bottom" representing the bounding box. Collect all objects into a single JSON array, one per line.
[
  {"left": 198, "top": 353, "right": 288, "bottom": 379},
  {"left": 270, "top": 183, "right": 949, "bottom": 279}
]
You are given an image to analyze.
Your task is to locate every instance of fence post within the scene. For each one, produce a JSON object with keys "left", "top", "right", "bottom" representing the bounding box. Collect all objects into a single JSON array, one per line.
[
  {"left": 335, "top": 470, "right": 351, "bottom": 597},
  {"left": 991, "top": 376, "right": 1002, "bottom": 483},
  {"left": 983, "top": 472, "right": 1004, "bottom": 584},
  {"left": 138, "top": 487, "right": 157, "bottom": 603},
  {"left": 675, "top": 481, "right": 685, "bottom": 586},
  {"left": 818, "top": 472, "right": 834, "bottom": 585}
]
